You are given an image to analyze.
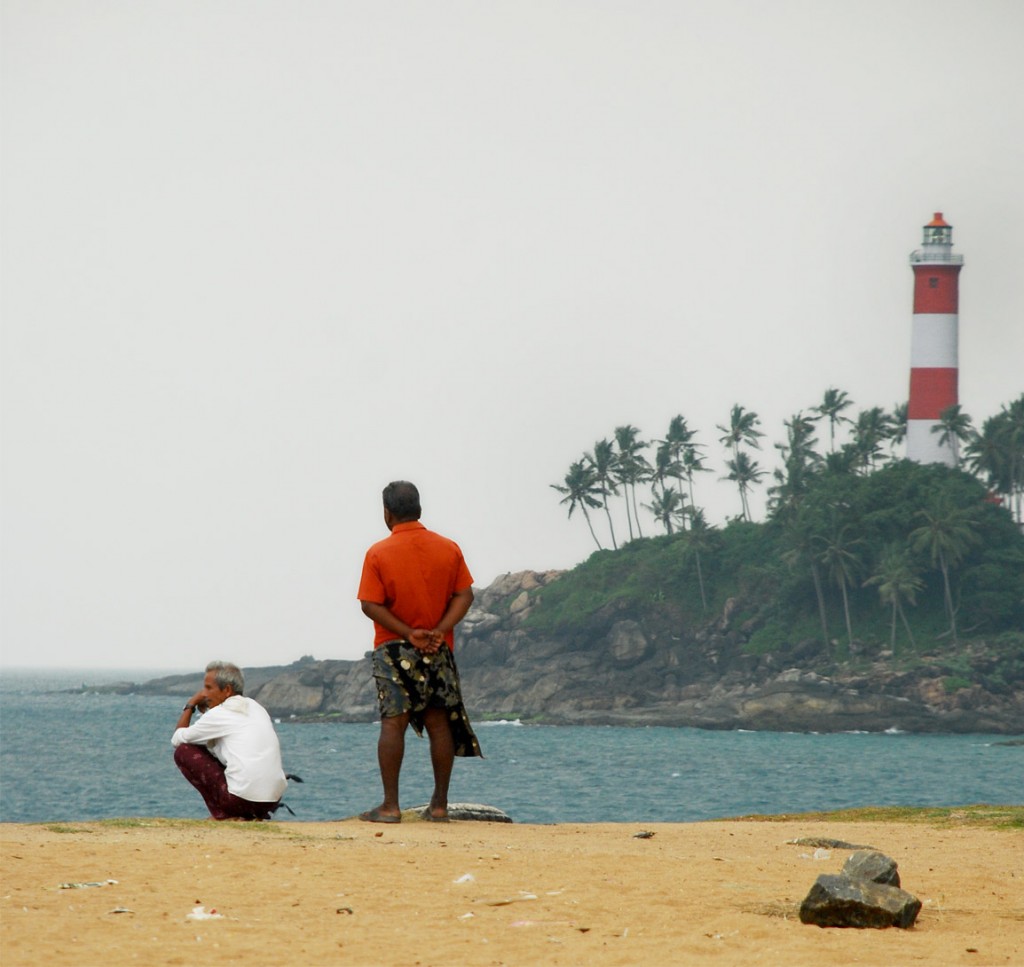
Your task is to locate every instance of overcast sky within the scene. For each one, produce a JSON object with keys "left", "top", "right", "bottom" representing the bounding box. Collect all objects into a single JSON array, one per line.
[{"left": 3, "top": 1, "right": 1022, "bottom": 672}]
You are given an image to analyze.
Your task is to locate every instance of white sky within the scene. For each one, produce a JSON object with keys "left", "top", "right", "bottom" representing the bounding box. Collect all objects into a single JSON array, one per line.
[{"left": 2, "top": 1, "right": 1022, "bottom": 670}]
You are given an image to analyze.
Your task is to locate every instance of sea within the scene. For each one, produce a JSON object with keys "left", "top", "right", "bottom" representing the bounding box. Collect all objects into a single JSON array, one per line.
[{"left": 1, "top": 668, "right": 1020, "bottom": 825}]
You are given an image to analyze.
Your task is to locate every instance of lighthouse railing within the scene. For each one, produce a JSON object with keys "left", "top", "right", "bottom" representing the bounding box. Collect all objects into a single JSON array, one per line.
[{"left": 909, "top": 250, "right": 964, "bottom": 264}]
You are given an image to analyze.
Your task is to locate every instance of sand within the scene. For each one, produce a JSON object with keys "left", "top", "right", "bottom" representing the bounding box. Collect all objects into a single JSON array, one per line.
[{"left": 2, "top": 813, "right": 1021, "bottom": 966}]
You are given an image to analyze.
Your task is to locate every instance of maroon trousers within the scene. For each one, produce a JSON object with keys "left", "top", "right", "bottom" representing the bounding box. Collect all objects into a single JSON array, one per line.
[{"left": 173, "top": 744, "right": 279, "bottom": 821}]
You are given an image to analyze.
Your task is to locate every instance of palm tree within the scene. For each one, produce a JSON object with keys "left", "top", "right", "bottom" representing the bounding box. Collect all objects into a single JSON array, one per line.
[
  {"left": 889, "top": 402, "right": 908, "bottom": 457},
  {"left": 659, "top": 415, "right": 696, "bottom": 516},
  {"left": 1006, "top": 395, "right": 1024, "bottom": 524},
  {"left": 814, "top": 388, "right": 853, "bottom": 454},
  {"left": 864, "top": 546, "right": 923, "bottom": 653},
  {"left": 613, "top": 424, "right": 650, "bottom": 541},
  {"left": 933, "top": 404, "right": 973, "bottom": 468},
  {"left": 849, "top": 407, "right": 894, "bottom": 473},
  {"left": 585, "top": 439, "right": 619, "bottom": 550},
  {"left": 551, "top": 460, "right": 605, "bottom": 550},
  {"left": 717, "top": 404, "right": 763, "bottom": 462},
  {"left": 769, "top": 411, "right": 821, "bottom": 516},
  {"left": 966, "top": 416, "right": 1011, "bottom": 503},
  {"left": 683, "top": 507, "right": 712, "bottom": 613},
  {"left": 718, "top": 405, "right": 764, "bottom": 522},
  {"left": 723, "top": 451, "right": 765, "bottom": 522},
  {"left": 909, "top": 497, "right": 981, "bottom": 644},
  {"left": 967, "top": 395, "right": 1024, "bottom": 525},
  {"left": 651, "top": 440, "right": 679, "bottom": 491},
  {"left": 679, "top": 443, "right": 710, "bottom": 527},
  {"left": 644, "top": 486, "right": 684, "bottom": 535},
  {"left": 650, "top": 442, "right": 687, "bottom": 531},
  {"left": 817, "top": 525, "right": 864, "bottom": 651},
  {"left": 781, "top": 517, "right": 830, "bottom": 652}
]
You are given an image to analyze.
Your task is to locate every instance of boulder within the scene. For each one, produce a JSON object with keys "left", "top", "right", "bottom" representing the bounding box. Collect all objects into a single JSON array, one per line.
[
  {"left": 799, "top": 873, "right": 921, "bottom": 929},
  {"left": 607, "top": 620, "right": 651, "bottom": 666},
  {"left": 842, "top": 850, "right": 901, "bottom": 887}
]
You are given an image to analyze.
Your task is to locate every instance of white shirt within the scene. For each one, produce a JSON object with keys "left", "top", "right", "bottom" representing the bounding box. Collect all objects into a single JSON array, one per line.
[{"left": 172, "top": 695, "right": 287, "bottom": 803}]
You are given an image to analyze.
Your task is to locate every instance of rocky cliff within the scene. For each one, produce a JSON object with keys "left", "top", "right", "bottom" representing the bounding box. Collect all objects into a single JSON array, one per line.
[{"left": 117, "top": 570, "right": 1024, "bottom": 734}]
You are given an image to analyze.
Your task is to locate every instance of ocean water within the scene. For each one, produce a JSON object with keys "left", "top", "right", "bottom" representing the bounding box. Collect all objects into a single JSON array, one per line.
[{"left": 1, "top": 668, "right": 1020, "bottom": 825}]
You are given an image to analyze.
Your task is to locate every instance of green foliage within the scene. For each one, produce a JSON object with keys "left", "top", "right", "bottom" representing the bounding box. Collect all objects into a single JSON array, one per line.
[
  {"left": 943, "top": 676, "right": 973, "bottom": 693},
  {"left": 531, "top": 460, "right": 1024, "bottom": 662}
]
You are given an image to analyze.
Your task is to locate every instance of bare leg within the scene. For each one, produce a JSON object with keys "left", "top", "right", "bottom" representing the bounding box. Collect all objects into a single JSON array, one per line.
[
  {"left": 422, "top": 706, "right": 454, "bottom": 818},
  {"left": 371, "top": 712, "right": 409, "bottom": 819}
]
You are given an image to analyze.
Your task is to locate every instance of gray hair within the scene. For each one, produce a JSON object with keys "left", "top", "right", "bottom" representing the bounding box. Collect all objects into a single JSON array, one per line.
[
  {"left": 382, "top": 480, "right": 421, "bottom": 521},
  {"left": 206, "top": 661, "right": 245, "bottom": 695}
]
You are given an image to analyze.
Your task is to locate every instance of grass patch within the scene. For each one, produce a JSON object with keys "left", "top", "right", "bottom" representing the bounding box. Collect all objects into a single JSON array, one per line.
[
  {"left": 727, "top": 803, "right": 1023, "bottom": 830},
  {"left": 29, "top": 817, "right": 299, "bottom": 835}
]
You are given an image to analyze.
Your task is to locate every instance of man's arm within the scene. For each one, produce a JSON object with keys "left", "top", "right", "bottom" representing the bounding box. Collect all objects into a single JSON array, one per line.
[
  {"left": 433, "top": 586, "right": 474, "bottom": 636},
  {"left": 360, "top": 600, "right": 439, "bottom": 652},
  {"left": 171, "top": 688, "right": 207, "bottom": 739}
]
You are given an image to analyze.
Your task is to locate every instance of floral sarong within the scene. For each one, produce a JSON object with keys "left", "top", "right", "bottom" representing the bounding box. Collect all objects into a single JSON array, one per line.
[{"left": 372, "top": 640, "right": 483, "bottom": 758}]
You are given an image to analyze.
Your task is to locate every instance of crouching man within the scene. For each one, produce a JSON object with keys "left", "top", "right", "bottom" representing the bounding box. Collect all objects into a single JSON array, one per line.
[{"left": 171, "top": 661, "right": 287, "bottom": 821}]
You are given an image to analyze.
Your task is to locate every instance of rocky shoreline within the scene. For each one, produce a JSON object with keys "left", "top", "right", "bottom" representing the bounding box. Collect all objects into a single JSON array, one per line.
[{"left": 87, "top": 571, "right": 1024, "bottom": 734}]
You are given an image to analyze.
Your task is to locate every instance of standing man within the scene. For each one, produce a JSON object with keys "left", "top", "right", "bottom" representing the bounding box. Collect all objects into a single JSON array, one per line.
[
  {"left": 171, "top": 661, "right": 287, "bottom": 821},
  {"left": 357, "top": 480, "right": 482, "bottom": 823}
]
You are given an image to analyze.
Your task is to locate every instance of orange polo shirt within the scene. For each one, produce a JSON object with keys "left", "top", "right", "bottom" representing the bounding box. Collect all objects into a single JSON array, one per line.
[{"left": 357, "top": 520, "right": 473, "bottom": 649}]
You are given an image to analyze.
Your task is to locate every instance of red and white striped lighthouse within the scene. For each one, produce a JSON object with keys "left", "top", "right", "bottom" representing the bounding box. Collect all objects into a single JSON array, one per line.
[{"left": 907, "top": 212, "right": 963, "bottom": 466}]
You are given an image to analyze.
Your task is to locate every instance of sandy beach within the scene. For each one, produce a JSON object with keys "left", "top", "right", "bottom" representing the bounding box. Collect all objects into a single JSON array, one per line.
[{"left": 2, "top": 810, "right": 1021, "bottom": 967}]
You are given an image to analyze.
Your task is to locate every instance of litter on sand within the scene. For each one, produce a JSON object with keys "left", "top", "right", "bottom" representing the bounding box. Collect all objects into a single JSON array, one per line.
[
  {"left": 475, "top": 892, "right": 538, "bottom": 906},
  {"left": 58, "top": 879, "right": 118, "bottom": 889},
  {"left": 186, "top": 905, "right": 224, "bottom": 921}
]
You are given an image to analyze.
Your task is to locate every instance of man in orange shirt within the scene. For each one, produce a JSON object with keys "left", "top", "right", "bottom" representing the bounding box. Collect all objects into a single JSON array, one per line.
[{"left": 357, "top": 481, "right": 482, "bottom": 823}]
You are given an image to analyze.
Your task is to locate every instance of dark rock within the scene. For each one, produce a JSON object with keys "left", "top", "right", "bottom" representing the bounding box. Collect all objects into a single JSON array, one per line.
[
  {"left": 799, "top": 874, "right": 921, "bottom": 929},
  {"left": 842, "top": 850, "right": 901, "bottom": 886}
]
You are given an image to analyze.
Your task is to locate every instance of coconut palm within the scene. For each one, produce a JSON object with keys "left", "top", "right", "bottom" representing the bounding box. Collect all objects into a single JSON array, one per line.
[
  {"left": 933, "top": 404, "right": 973, "bottom": 468},
  {"left": 967, "top": 395, "right": 1024, "bottom": 525},
  {"left": 909, "top": 497, "right": 981, "bottom": 645},
  {"left": 717, "top": 404, "right": 763, "bottom": 462},
  {"left": 551, "top": 459, "right": 605, "bottom": 550},
  {"left": 1005, "top": 395, "right": 1024, "bottom": 524},
  {"left": 644, "top": 486, "right": 685, "bottom": 536},
  {"left": 683, "top": 507, "right": 712, "bottom": 613},
  {"left": 814, "top": 388, "right": 853, "bottom": 454},
  {"left": 613, "top": 424, "right": 650, "bottom": 541},
  {"left": 769, "top": 411, "right": 822, "bottom": 516},
  {"left": 585, "top": 438, "right": 619, "bottom": 550},
  {"left": 864, "top": 545, "right": 923, "bottom": 653},
  {"left": 723, "top": 451, "right": 765, "bottom": 522},
  {"left": 966, "top": 416, "right": 1011, "bottom": 500},
  {"left": 679, "top": 443, "right": 710, "bottom": 527},
  {"left": 781, "top": 516, "right": 831, "bottom": 652},
  {"left": 817, "top": 525, "right": 864, "bottom": 651},
  {"left": 659, "top": 415, "right": 695, "bottom": 514},
  {"left": 849, "top": 407, "right": 894, "bottom": 472},
  {"left": 889, "top": 402, "right": 908, "bottom": 456},
  {"left": 651, "top": 440, "right": 680, "bottom": 493}
]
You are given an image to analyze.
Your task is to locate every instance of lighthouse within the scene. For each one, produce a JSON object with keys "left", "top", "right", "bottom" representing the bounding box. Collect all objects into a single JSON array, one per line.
[{"left": 906, "top": 212, "right": 963, "bottom": 466}]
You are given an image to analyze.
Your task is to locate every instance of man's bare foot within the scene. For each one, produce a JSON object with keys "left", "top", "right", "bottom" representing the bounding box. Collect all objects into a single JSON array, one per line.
[{"left": 359, "top": 806, "right": 401, "bottom": 824}]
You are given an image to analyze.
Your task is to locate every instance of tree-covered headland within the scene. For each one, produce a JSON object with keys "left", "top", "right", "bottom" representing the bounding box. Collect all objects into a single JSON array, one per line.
[{"left": 547, "top": 392, "right": 1024, "bottom": 674}]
